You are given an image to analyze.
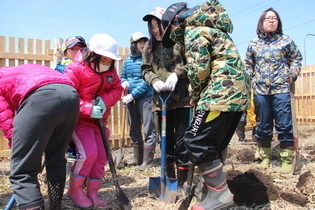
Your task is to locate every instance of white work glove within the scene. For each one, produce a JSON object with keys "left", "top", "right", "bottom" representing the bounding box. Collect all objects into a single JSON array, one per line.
[
  {"left": 122, "top": 94, "right": 134, "bottom": 104},
  {"left": 121, "top": 81, "right": 129, "bottom": 89},
  {"left": 152, "top": 80, "right": 166, "bottom": 92},
  {"left": 164, "top": 72, "right": 178, "bottom": 91}
]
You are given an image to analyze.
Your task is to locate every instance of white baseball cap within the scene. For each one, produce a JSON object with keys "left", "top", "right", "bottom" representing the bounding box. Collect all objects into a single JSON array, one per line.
[{"left": 89, "top": 34, "right": 121, "bottom": 61}]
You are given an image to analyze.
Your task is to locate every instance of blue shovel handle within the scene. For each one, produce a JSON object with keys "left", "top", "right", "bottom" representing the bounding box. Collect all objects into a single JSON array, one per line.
[
  {"left": 157, "top": 91, "right": 172, "bottom": 181},
  {"left": 4, "top": 194, "right": 16, "bottom": 210}
]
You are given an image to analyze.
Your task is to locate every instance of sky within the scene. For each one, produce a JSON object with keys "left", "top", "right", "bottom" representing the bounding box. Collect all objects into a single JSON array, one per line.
[{"left": 1, "top": 0, "right": 315, "bottom": 65}]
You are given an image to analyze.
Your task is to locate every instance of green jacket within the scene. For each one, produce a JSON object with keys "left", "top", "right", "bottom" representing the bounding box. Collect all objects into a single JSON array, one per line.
[
  {"left": 170, "top": 0, "right": 250, "bottom": 112},
  {"left": 141, "top": 42, "right": 190, "bottom": 110}
]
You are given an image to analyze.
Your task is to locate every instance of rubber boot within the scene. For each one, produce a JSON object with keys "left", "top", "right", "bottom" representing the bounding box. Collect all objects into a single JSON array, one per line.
[
  {"left": 191, "top": 159, "right": 234, "bottom": 210},
  {"left": 177, "top": 167, "right": 189, "bottom": 198},
  {"left": 279, "top": 141, "right": 294, "bottom": 174},
  {"left": 67, "top": 173, "right": 92, "bottom": 209},
  {"left": 86, "top": 178, "right": 107, "bottom": 207},
  {"left": 137, "top": 147, "right": 155, "bottom": 171},
  {"left": 165, "top": 163, "right": 176, "bottom": 178},
  {"left": 126, "top": 144, "right": 143, "bottom": 166},
  {"left": 47, "top": 181, "right": 65, "bottom": 210},
  {"left": 256, "top": 141, "right": 271, "bottom": 169},
  {"left": 191, "top": 177, "right": 207, "bottom": 202}
]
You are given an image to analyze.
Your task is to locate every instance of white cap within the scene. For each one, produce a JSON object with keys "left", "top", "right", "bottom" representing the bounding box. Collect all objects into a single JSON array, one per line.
[
  {"left": 130, "top": 32, "right": 148, "bottom": 43},
  {"left": 89, "top": 34, "right": 121, "bottom": 61}
]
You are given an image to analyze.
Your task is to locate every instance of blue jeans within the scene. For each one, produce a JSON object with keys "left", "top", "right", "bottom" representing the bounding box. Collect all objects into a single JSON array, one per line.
[{"left": 254, "top": 93, "right": 293, "bottom": 142}]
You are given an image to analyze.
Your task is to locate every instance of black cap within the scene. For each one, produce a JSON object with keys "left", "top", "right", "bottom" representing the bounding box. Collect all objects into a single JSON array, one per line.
[{"left": 161, "top": 2, "right": 187, "bottom": 48}]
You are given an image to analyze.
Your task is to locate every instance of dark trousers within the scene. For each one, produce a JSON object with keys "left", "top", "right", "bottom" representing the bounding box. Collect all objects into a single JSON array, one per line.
[
  {"left": 156, "top": 107, "right": 191, "bottom": 167},
  {"left": 10, "top": 84, "right": 79, "bottom": 209},
  {"left": 184, "top": 111, "right": 242, "bottom": 165}
]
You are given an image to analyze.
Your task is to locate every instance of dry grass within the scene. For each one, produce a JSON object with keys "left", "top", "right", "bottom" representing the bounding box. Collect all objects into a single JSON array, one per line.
[{"left": 1, "top": 124, "right": 315, "bottom": 210}]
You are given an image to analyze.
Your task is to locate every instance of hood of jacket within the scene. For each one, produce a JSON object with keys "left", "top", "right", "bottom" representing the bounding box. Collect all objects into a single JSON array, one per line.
[{"left": 184, "top": 0, "right": 233, "bottom": 33}]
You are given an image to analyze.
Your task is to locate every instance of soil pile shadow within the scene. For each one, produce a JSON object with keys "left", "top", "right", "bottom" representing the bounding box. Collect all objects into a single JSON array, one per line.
[{"left": 227, "top": 169, "right": 279, "bottom": 207}]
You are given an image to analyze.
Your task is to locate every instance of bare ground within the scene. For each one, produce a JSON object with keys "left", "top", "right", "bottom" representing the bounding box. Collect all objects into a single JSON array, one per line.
[{"left": 1, "top": 124, "right": 315, "bottom": 210}]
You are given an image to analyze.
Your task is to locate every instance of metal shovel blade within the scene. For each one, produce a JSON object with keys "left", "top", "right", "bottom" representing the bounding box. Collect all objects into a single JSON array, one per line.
[
  {"left": 114, "top": 104, "right": 127, "bottom": 168},
  {"left": 149, "top": 176, "right": 178, "bottom": 203}
]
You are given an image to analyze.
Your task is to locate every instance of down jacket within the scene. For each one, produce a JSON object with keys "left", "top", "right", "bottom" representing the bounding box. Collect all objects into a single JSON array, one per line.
[
  {"left": 121, "top": 53, "right": 153, "bottom": 99},
  {"left": 65, "top": 51, "right": 123, "bottom": 127},
  {"left": 0, "top": 64, "right": 75, "bottom": 143}
]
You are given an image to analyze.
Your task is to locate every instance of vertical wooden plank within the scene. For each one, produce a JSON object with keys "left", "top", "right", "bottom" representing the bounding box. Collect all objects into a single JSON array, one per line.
[
  {"left": 44, "top": 40, "right": 50, "bottom": 67},
  {"left": 0, "top": 36, "right": 6, "bottom": 67},
  {"left": 8, "top": 37, "right": 15, "bottom": 66},
  {"left": 36, "top": 39, "right": 42, "bottom": 65},
  {"left": 18, "top": 37, "right": 25, "bottom": 66},
  {"left": 27, "top": 38, "right": 34, "bottom": 64}
]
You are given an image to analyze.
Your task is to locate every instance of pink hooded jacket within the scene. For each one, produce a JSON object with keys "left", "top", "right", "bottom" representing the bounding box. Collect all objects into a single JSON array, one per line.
[
  {"left": 0, "top": 64, "right": 75, "bottom": 146},
  {"left": 64, "top": 51, "right": 123, "bottom": 128}
]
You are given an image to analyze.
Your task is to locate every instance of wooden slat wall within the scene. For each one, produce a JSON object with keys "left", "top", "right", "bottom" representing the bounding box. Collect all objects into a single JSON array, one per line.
[{"left": 0, "top": 35, "right": 314, "bottom": 156}]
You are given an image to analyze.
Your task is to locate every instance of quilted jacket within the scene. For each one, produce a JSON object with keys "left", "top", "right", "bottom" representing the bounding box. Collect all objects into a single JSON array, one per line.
[
  {"left": 0, "top": 64, "right": 74, "bottom": 143},
  {"left": 65, "top": 51, "right": 123, "bottom": 127}
]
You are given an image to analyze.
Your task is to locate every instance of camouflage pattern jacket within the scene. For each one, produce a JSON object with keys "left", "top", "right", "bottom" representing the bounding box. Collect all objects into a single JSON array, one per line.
[
  {"left": 170, "top": 0, "right": 250, "bottom": 112},
  {"left": 245, "top": 33, "right": 302, "bottom": 95},
  {"left": 141, "top": 42, "right": 191, "bottom": 111}
]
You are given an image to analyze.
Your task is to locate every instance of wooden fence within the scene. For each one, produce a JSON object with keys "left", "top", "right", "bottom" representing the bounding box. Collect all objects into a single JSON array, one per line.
[{"left": 0, "top": 35, "right": 315, "bottom": 157}]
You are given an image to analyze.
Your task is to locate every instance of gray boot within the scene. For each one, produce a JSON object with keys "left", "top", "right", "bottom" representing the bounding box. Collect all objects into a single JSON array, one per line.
[
  {"left": 47, "top": 181, "right": 65, "bottom": 210},
  {"left": 137, "top": 148, "right": 154, "bottom": 171},
  {"left": 21, "top": 202, "right": 45, "bottom": 210},
  {"left": 126, "top": 144, "right": 143, "bottom": 166},
  {"left": 191, "top": 159, "right": 234, "bottom": 210}
]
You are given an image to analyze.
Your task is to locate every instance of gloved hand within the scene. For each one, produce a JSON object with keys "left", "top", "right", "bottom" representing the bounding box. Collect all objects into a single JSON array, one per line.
[
  {"left": 95, "top": 96, "right": 106, "bottom": 113},
  {"left": 122, "top": 94, "right": 134, "bottom": 104},
  {"left": 90, "top": 105, "right": 104, "bottom": 119},
  {"left": 121, "top": 81, "right": 129, "bottom": 89},
  {"left": 164, "top": 72, "right": 178, "bottom": 91},
  {"left": 153, "top": 80, "right": 166, "bottom": 92}
]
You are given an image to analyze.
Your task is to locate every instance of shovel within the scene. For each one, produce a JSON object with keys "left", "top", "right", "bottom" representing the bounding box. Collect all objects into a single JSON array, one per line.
[
  {"left": 4, "top": 194, "right": 16, "bottom": 210},
  {"left": 149, "top": 91, "right": 178, "bottom": 203},
  {"left": 114, "top": 104, "right": 126, "bottom": 168},
  {"left": 178, "top": 163, "right": 195, "bottom": 210},
  {"left": 290, "top": 83, "right": 300, "bottom": 175},
  {"left": 98, "top": 119, "right": 132, "bottom": 210}
]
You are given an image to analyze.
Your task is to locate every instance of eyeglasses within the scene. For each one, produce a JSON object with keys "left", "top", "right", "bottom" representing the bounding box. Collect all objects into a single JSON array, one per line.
[{"left": 264, "top": 17, "right": 278, "bottom": 21}]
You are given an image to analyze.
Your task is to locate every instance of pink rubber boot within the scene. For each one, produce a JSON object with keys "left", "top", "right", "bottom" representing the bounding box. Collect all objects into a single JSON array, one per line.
[
  {"left": 86, "top": 178, "right": 107, "bottom": 207},
  {"left": 67, "top": 173, "right": 92, "bottom": 209}
]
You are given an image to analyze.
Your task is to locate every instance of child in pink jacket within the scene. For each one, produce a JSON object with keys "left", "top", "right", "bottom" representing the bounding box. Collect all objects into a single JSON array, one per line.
[{"left": 65, "top": 34, "right": 123, "bottom": 208}]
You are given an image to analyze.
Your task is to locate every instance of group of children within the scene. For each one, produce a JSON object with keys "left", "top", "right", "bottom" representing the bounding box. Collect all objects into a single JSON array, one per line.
[{"left": 0, "top": 0, "right": 302, "bottom": 209}]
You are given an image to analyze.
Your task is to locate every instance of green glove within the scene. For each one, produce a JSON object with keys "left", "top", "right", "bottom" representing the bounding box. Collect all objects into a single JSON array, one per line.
[{"left": 96, "top": 96, "right": 106, "bottom": 114}]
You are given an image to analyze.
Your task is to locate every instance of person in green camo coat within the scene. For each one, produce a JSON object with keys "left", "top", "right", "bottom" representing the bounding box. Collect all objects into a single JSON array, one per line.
[
  {"left": 161, "top": 0, "right": 250, "bottom": 209},
  {"left": 141, "top": 6, "right": 192, "bottom": 194}
]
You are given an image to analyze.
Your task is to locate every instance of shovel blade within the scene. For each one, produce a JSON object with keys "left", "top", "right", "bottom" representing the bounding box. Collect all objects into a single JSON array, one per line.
[
  {"left": 114, "top": 138, "right": 125, "bottom": 168},
  {"left": 149, "top": 177, "right": 178, "bottom": 203}
]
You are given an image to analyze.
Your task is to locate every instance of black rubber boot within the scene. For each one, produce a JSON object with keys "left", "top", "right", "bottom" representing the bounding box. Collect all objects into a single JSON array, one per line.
[
  {"left": 126, "top": 144, "right": 143, "bottom": 166},
  {"left": 47, "top": 181, "right": 65, "bottom": 210},
  {"left": 137, "top": 148, "right": 154, "bottom": 171},
  {"left": 165, "top": 163, "right": 176, "bottom": 178},
  {"left": 191, "top": 159, "right": 234, "bottom": 210},
  {"left": 177, "top": 167, "right": 188, "bottom": 198}
]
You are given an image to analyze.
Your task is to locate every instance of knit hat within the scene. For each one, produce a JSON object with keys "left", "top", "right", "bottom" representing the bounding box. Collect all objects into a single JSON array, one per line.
[
  {"left": 143, "top": 6, "right": 166, "bottom": 21},
  {"left": 89, "top": 34, "right": 121, "bottom": 61},
  {"left": 61, "top": 36, "right": 87, "bottom": 52},
  {"left": 130, "top": 32, "right": 148, "bottom": 43}
]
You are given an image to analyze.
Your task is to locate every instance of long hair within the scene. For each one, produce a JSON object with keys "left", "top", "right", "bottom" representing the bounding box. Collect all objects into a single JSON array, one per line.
[
  {"left": 256, "top": 8, "right": 283, "bottom": 35},
  {"left": 81, "top": 48, "right": 115, "bottom": 71},
  {"left": 144, "top": 17, "right": 164, "bottom": 63}
]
